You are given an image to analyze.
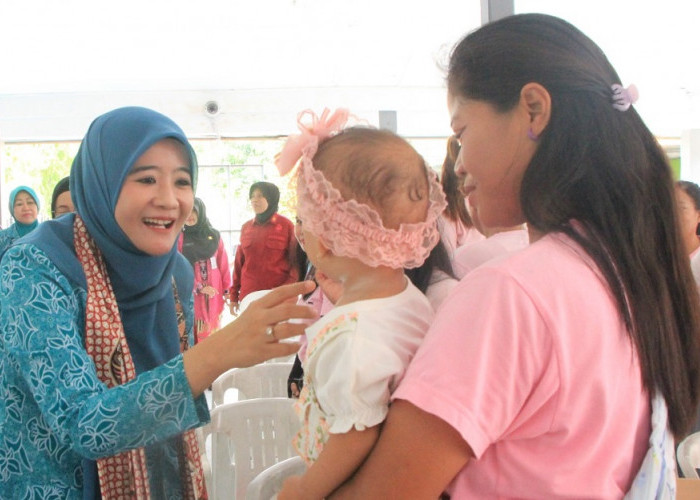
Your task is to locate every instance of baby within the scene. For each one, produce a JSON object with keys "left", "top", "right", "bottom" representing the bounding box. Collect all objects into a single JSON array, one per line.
[{"left": 275, "top": 109, "right": 446, "bottom": 499}]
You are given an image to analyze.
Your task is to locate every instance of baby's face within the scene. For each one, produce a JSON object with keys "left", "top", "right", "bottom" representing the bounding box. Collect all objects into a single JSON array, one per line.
[
  {"left": 297, "top": 218, "right": 339, "bottom": 278},
  {"left": 298, "top": 223, "right": 322, "bottom": 267}
]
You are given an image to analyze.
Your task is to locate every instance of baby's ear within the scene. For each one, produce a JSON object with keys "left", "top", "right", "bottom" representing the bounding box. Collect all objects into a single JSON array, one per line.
[{"left": 317, "top": 238, "right": 332, "bottom": 258}]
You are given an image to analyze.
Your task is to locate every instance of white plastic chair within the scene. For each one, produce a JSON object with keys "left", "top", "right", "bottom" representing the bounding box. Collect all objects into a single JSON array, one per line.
[
  {"left": 195, "top": 426, "right": 214, "bottom": 495},
  {"left": 239, "top": 289, "right": 272, "bottom": 314},
  {"left": 264, "top": 353, "right": 296, "bottom": 364},
  {"left": 211, "top": 362, "right": 293, "bottom": 408},
  {"left": 677, "top": 431, "right": 700, "bottom": 478},
  {"left": 246, "top": 456, "right": 306, "bottom": 500},
  {"left": 209, "top": 397, "right": 301, "bottom": 500}
]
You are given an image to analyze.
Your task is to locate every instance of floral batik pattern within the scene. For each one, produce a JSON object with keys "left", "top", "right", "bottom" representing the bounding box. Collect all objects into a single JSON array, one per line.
[{"left": 0, "top": 243, "right": 208, "bottom": 499}]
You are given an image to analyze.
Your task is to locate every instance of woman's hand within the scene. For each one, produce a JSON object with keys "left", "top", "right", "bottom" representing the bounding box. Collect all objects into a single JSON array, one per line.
[
  {"left": 183, "top": 280, "right": 317, "bottom": 396},
  {"left": 200, "top": 285, "right": 217, "bottom": 297}
]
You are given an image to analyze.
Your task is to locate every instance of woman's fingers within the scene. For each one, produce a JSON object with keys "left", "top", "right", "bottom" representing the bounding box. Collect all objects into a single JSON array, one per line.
[
  {"left": 255, "top": 281, "right": 316, "bottom": 308},
  {"left": 266, "top": 320, "right": 309, "bottom": 342},
  {"left": 266, "top": 341, "right": 302, "bottom": 360},
  {"left": 244, "top": 281, "right": 318, "bottom": 327},
  {"left": 268, "top": 302, "right": 318, "bottom": 326}
]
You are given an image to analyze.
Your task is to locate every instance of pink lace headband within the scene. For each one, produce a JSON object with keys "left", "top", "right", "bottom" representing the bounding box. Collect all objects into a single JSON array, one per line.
[{"left": 275, "top": 108, "right": 446, "bottom": 269}]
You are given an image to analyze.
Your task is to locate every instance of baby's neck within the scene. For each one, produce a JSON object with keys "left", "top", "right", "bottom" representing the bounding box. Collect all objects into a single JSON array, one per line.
[{"left": 335, "top": 267, "right": 407, "bottom": 307}]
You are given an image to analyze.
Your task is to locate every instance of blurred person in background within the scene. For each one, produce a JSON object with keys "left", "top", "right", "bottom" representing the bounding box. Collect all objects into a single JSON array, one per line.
[{"left": 230, "top": 181, "right": 298, "bottom": 314}]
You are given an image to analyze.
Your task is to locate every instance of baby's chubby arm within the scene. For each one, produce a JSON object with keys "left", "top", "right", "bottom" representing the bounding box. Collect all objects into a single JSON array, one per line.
[{"left": 279, "top": 425, "right": 380, "bottom": 500}]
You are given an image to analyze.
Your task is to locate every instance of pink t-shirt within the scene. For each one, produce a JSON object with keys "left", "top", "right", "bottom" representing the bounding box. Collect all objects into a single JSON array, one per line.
[
  {"left": 452, "top": 227, "right": 529, "bottom": 279},
  {"left": 437, "top": 214, "right": 484, "bottom": 259},
  {"left": 393, "top": 232, "right": 650, "bottom": 499}
]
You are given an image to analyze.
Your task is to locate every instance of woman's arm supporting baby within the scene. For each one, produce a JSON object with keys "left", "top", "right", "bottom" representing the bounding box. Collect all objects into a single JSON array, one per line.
[{"left": 280, "top": 425, "right": 380, "bottom": 500}]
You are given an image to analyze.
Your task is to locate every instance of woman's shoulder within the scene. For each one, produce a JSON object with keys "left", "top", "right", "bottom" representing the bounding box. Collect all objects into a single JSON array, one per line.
[
  {"left": 471, "top": 232, "right": 581, "bottom": 272},
  {"left": 0, "top": 226, "right": 17, "bottom": 254},
  {"left": 271, "top": 213, "right": 294, "bottom": 227},
  {"left": 3, "top": 241, "right": 55, "bottom": 268},
  {"left": 240, "top": 218, "right": 256, "bottom": 230},
  {"left": 1, "top": 242, "right": 83, "bottom": 299},
  {"left": 455, "top": 231, "right": 609, "bottom": 312},
  {"left": 0, "top": 224, "right": 17, "bottom": 239}
]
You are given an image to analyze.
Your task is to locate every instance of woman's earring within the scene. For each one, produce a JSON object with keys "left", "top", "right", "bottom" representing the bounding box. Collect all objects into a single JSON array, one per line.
[{"left": 527, "top": 128, "right": 539, "bottom": 141}]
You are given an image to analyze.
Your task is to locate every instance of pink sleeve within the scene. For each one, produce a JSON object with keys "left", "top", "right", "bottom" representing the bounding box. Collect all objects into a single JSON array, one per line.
[
  {"left": 231, "top": 225, "right": 246, "bottom": 302},
  {"left": 217, "top": 239, "right": 232, "bottom": 292},
  {"left": 392, "top": 266, "right": 553, "bottom": 458},
  {"left": 286, "top": 219, "right": 299, "bottom": 284}
]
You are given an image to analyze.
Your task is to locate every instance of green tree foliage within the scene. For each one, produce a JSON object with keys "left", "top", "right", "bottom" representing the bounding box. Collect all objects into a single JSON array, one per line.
[{"left": 669, "top": 157, "right": 681, "bottom": 180}]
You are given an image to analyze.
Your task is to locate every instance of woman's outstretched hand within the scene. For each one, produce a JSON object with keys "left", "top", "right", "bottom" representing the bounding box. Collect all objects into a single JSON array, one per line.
[{"left": 183, "top": 280, "right": 317, "bottom": 396}]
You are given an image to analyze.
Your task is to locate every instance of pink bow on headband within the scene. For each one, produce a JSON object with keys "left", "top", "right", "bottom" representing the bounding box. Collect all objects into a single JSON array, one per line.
[
  {"left": 611, "top": 84, "right": 639, "bottom": 112},
  {"left": 275, "top": 108, "right": 351, "bottom": 176}
]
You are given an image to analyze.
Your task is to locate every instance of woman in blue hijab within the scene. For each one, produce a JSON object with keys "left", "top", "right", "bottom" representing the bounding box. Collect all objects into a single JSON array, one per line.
[
  {"left": 0, "top": 184, "right": 40, "bottom": 253},
  {"left": 0, "top": 107, "right": 314, "bottom": 499}
]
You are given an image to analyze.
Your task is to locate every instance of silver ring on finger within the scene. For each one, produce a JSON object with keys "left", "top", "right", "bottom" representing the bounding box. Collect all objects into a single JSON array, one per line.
[{"left": 265, "top": 325, "right": 276, "bottom": 340}]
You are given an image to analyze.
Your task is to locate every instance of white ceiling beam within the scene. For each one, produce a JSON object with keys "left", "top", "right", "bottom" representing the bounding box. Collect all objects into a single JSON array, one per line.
[{"left": 0, "top": 87, "right": 453, "bottom": 143}]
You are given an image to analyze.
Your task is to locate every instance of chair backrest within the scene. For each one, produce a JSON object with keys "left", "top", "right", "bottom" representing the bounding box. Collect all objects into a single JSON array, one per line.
[
  {"left": 209, "top": 397, "right": 301, "bottom": 500},
  {"left": 212, "top": 362, "right": 293, "bottom": 408},
  {"left": 239, "top": 289, "right": 272, "bottom": 314},
  {"left": 677, "top": 432, "right": 700, "bottom": 478},
  {"left": 246, "top": 456, "right": 306, "bottom": 500},
  {"left": 264, "top": 353, "right": 295, "bottom": 364}
]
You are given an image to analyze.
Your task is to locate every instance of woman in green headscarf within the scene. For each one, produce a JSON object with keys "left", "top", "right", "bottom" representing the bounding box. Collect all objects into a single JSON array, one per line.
[{"left": 0, "top": 185, "right": 40, "bottom": 253}]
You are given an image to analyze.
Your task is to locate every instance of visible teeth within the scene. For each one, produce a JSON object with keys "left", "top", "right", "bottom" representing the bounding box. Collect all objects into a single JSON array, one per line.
[{"left": 143, "top": 218, "right": 173, "bottom": 228}]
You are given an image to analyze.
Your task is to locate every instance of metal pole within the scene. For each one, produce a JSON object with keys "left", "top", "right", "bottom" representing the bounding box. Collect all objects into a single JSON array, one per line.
[{"left": 480, "top": 0, "right": 514, "bottom": 24}]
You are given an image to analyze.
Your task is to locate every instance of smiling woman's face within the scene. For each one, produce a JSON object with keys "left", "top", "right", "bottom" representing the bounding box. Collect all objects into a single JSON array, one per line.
[
  {"left": 114, "top": 138, "right": 194, "bottom": 255},
  {"left": 448, "top": 92, "right": 534, "bottom": 230},
  {"left": 13, "top": 191, "right": 38, "bottom": 224}
]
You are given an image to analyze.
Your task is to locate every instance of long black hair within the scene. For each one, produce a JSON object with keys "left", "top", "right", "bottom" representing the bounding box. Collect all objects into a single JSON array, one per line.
[
  {"left": 405, "top": 238, "right": 455, "bottom": 294},
  {"left": 448, "top": 13, "right": 700, "bottom": 437},
  {"left": 440, "top": 136, "right": 472, "bottom": 227},
  {"left": 50, "top": 176, "right": 71, "bottom": 218}
]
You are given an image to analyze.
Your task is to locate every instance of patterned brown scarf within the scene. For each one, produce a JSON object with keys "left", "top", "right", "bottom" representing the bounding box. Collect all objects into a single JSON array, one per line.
[{"left": 74, "top": 215, "right": 206, "bottom": 499}]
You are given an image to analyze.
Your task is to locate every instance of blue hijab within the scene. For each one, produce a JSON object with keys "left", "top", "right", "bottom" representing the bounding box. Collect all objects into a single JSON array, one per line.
[
  {"left": 8, "top": 185, "right": 40, "bottom": 236},
  {"left": 25, "top": 106, "right": 198, "bottom": 372}
]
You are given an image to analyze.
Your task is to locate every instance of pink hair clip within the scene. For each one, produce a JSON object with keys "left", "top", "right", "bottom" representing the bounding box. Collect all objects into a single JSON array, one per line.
[
  {"left": 275, "top": 108, "right": 350, "bottom": 176},
  {"left": 611, "top": 83, "right": 639, "bottom": 112}
]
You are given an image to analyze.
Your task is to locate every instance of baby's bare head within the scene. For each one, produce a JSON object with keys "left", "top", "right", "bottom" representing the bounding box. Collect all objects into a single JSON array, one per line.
[{"left": 313, "top": 127, "right": 430, "bottom": 229}]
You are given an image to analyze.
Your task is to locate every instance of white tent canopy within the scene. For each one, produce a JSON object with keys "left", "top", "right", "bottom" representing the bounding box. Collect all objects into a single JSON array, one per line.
[
  {"left": 1, "top": 0, "right": 699, "bottom": 143},
  {"left": 0, "top": 0, "right": 484, "bottom": 142}
]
